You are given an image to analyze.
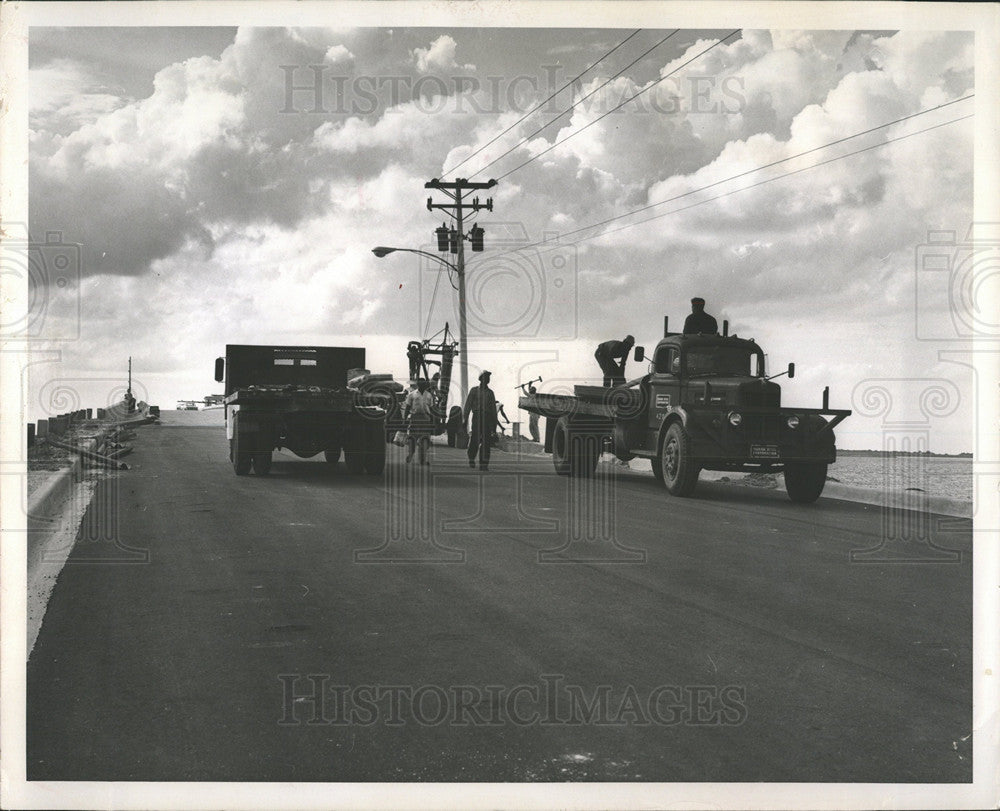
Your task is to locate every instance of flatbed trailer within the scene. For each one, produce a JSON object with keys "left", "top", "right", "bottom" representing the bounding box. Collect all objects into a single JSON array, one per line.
[{"left": 519, "top": 328, "right": 851, "bottom": 503}]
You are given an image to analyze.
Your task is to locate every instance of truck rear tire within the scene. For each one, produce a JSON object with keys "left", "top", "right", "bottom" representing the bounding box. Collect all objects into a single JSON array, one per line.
[
  {"left": 659, "top": 422, "right": 699, "bottom": 496},
  {"left": 230, "top": 438, "right": 252, "bottom": 476},
  {"left": 324, "top": 447, "right": 342, "bottom": 464},
  {"left": 363, "top": 424, "right": 386, "bottom": 475},
  {"left": 784, "top": 462, "right": 827, "bottom": 503},
  {"left": 253, "top": 452, "right": 272, "bottom": 475},
  {"left": 552, "top": 416, "right": 600, "bottom": 478},
  {"left": 344, "top": 448, "right": 365, "bottom": 474}
]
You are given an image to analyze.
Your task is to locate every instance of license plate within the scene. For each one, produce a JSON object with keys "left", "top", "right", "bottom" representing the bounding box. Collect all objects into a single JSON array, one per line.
[{"left": 750, "top": 444, "right": 779, "bottom": 459}]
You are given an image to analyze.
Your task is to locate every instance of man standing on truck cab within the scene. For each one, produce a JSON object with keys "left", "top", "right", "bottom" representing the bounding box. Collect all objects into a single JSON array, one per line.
[
  {"left": 403, "top": 378, "right": 435, "bottom": 465},
  {"left": 464, "top": 370, "right": 498, "bottom": 471},
  {"left": 683, "top": 297, "right": 718, "bottom": 335},
  {"left": 594, "top": 335, "right": 635, "bottom": 387}
]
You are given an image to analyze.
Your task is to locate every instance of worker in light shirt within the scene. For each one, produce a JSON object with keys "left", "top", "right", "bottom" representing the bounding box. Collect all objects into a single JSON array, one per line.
[{"left": 403, "top": 378, "right": 435, "bottom": 465}]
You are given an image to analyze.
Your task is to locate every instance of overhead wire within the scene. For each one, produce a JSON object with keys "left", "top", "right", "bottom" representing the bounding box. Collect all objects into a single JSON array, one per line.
[
  {"left": 481, "top": 94, "right": 974, "bottom": 259},
  {"left": 492, "top": 30, "right": 742, "bottom": 182},
  {"left": 467, "top": 29, "right": 683, "bottom": 180},
  {"left": 527, "top": 112, "right": 975, "bottom": 255},
  {"left": 442, "top": 29, "right": 644, "bottom": 178}
]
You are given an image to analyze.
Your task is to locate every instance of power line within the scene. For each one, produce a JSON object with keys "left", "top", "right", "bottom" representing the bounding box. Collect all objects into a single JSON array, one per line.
[
  {"left": 468, "top": 30, "right": 682, "bottom": 180},
  {"left": 443, "top": 29, "right": 643, "bottom": 178},
  {"left": 484, "top": 94, "right": 974, "bottom": 260},
  {"left": 533, "top": 113, "right": 974, "bottom": 254},
  {"left": 524, "top": 93, "right": 974, "bottom": 251},
  {"left": 494, "top": 30, "right": 742, "bottom": 182}
]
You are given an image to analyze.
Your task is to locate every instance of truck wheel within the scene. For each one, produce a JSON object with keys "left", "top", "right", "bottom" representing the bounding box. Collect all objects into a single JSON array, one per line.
[
  {"left": 344, "top": 449, "right": 365, "bottom": 474},
  {"left": 551, "top": 416, "right": 600, "bottom": 477},
  {"left": 363, "top": 424, "right": 386, "bottom": 475},
  {"left": 252, "top": 452, "right": 272, "bottom": 475},
  {"left": 784, "top": 462, "right": 828, "bottom": 503},
  {"left": 552, "top": 417, "right": 571, "bottom": 476},
  {"left": 659, "top": 422, "right": 699, "bottom": 496},
  {"left": 230, "top": 438, "right": 252, "bottom": 476},
  {"left": 651, "top": 457, "right": 664, "bottom": 483},
  {"left": 324, "top": 447, "right": 342, "bottom": 464}
]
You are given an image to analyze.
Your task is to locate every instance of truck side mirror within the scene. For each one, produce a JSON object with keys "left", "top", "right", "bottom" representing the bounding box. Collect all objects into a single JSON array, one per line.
[
  {"left": 634, "top": 346, "right": 645, "bottom": 362},
  {"left": 787, "top": 362, "right": 795, "bottom": 379},
  {"left": 214, "top": 357, "right": 225, "bottom": 383}
]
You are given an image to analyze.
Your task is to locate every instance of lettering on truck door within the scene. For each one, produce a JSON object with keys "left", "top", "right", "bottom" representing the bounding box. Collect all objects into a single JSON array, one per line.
[{"left": 648, "top": 345, "right": 680, "bottom": 446}]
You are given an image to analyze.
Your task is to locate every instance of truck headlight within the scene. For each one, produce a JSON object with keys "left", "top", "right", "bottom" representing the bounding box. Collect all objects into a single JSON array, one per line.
[
  {"left": 728, "top": 411, "right": 742, "bottom": 427},
  {"left": 786, "top": 415, "right": 800, "bottom": 429}
]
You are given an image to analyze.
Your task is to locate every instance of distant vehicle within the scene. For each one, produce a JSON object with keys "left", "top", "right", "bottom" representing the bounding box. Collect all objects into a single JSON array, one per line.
[
  {"left": 176, "top": 400, "right": 199, "bottom": 411},
  {"left": 518, "top": 318, "right": 851, "bottom": 503},
  {"left": 214, "top": 345, "right": 400, "bottom": 477}
]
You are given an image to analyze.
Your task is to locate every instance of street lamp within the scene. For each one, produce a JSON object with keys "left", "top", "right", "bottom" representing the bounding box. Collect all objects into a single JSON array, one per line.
[{"left": 371, "top": 246, "right": 469, "bottom": 403}]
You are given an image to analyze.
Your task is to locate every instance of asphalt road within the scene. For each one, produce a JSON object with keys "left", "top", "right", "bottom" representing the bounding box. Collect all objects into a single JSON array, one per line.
[{"left": 27, "top": 410, "right": 972, "bottom": 782}]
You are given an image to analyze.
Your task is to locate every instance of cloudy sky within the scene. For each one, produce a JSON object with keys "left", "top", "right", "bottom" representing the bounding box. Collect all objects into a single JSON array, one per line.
[{"left": 26, "top": 25, "right": 976, "bottom": 451}]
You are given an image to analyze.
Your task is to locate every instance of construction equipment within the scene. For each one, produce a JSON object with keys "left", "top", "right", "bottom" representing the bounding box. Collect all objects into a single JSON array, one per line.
[{"left": 386, "top": 324, "right": 459, "bottom": 438}]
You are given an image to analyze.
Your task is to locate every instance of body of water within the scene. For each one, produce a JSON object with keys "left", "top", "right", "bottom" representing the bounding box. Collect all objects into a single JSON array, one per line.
[
  {"left": 827, "top": 456, "right": 972, "bottom": 501},
  {"left": 608, "top": 454, "right": 973, "bottom": 502}
]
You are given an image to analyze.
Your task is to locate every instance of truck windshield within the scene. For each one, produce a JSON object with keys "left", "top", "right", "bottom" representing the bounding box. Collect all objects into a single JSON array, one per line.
[{"left": 685, "top": 346, "right": 761, "bottom": 377}]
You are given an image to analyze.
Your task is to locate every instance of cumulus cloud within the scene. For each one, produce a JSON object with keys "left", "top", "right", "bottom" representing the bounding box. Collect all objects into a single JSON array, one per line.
[
  {"left": 26, "top": 27, "right": 975, "bottom": 448},
  {"left": 324, "top": 44, "right": 354, "bottom": 64},
  {"left": 411, "top": 34, "right": 474, "bottom": 73}
]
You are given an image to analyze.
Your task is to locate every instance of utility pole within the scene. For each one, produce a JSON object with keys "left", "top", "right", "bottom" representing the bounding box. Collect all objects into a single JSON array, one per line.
[
  {"left": 425, "top": 177, "right": 496, "bottom": 403},
  {"left": 126, "top": 356, "right": 135, "bottom": 413}
]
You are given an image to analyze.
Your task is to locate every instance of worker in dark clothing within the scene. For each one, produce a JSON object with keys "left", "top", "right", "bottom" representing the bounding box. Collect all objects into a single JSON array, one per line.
[
  {"left": 464, "top": 370, "right": 498, "bottom": 471},
  {"left": 594, "top": 335, "right": 635, "bottom": 387},
  {"left": 446, "top": 405, "right": 464, "bottom": 447},
  {"left": 406, "top": 341, "right": 423, "bottom": 381},
  {"left": 683, "top": 298, "right": 718, "bottom": 335}
]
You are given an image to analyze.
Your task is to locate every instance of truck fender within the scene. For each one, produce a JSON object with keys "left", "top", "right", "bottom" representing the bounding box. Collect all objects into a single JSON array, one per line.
[{"left": 655, "top": 407, "right": 688, "bottom": 453}]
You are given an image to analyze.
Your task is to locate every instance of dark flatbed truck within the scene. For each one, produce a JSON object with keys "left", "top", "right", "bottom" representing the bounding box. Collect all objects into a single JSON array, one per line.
[
  {"left": 519, "top": 326, "right": 850, "bottom": 503},
  {"left": 214, "top": 345, "right": 394, "bottom": 476}
]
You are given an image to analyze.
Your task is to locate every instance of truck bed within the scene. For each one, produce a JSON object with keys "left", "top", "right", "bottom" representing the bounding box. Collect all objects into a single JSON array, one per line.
[
  {"left": 518, "top": 382, "right": 644, "bottom": 420},
  {"left": 226, "top": 384, "right": 388, "bottom": 414}
]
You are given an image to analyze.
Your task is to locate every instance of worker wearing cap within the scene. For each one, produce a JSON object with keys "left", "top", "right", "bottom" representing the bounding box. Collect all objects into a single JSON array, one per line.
[
  {"left": 464, "top": 370, "right": 498, "bottom": 471},
  {"left": 683, "top": 298, "right": 718, "bottom": 335},
  {"left": 594, "top": 335, "right": 635, "bottom": 387}
]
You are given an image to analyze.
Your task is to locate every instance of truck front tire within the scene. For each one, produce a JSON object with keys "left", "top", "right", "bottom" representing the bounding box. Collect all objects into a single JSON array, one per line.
[
  {"left": 784, "top": 462, "right": 827, "bottom": 503},
  {"left": 659, "top": 422, "right": 699, "bottom": 496}
]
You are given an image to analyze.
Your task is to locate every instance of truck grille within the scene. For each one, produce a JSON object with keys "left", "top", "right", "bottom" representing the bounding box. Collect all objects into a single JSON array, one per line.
[{"left": 739, "top": 381, "right": 780, "bottom": 408}]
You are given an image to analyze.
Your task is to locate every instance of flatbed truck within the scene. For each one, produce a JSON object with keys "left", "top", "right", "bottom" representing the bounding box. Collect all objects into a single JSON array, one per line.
[
  {"left": 214, "top": 345, "right": 396, "bottom": 476},
  {"left": 519, "top": 321, "right": 850, "bottom": 503}
]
